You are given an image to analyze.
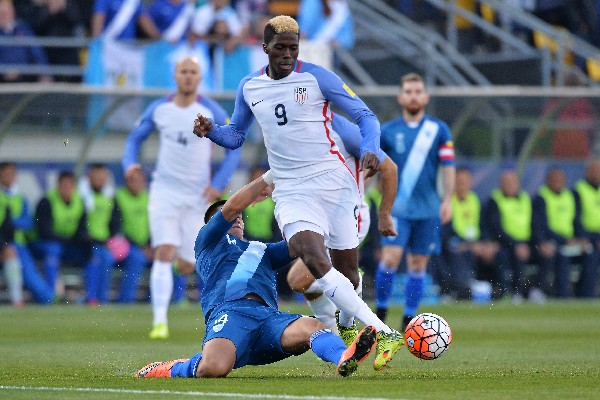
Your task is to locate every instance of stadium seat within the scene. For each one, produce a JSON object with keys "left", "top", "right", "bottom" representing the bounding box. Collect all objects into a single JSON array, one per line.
[
  {"left": 586, "top": 58, "right": 600, "bottom": 81},
  {"left": 533, "top": 28, "right": 574, "bottom": 65}
]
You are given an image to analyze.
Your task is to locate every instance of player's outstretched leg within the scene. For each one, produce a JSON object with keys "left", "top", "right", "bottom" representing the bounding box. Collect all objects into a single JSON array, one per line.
[
  {"left": 337, "top": 325, "right": 377, "bottom": 377},
  {"left": 136, "top": 358, "right": 188, "bottom": 378},
  {"left": 373, "top": 329, "right": 404, "bottom": 371}
]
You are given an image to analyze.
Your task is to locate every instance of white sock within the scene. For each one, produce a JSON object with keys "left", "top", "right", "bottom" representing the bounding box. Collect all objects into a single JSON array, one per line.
[
  {"left": 4, "top": 257, "right": 23, "bottom": 305},
  {"left": 316, "top": 268, "right": 391, "bottom": 333},
  {"left": 306, "top": 294, "right": 337, "bottom": 331},
  {"left": 304, "top": 280, "right": 323, "bottom": 295},
  {"left": 150, "top": 260, "right": 173, "bottom": 326},
  {"left": 339, "top": 273, "right": 362, "bottom": 328}
]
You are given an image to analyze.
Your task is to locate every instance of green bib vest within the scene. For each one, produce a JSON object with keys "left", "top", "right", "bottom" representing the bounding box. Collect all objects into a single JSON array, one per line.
[
  {"left": 47, "top": 189, "right": 85, "bottom": 239},
  {"left": 451, "top": 191, "right": 480, "bottom": 240},
  {"left": 87, "top": 192, "right": 114, "bottom": 241},
  {"left": 539, "top": 185, "right": 575, "bottom": 239},
  {"left": 365, "top": 186, "right": 383, "bottom": 210},
  {"left": 243, "top": 198, "right": 276, "bottom": 241},
  {"left": 115, "top": 188, "right": 149, "bottom": 246},
  {"left": 575, "top": 180, "right": 600, "bottom": 233},
  {"left": 491, "top": 189, "right": 532, "bottom": 241},
  {"left": 0, "top": 192, "right": 8, "bottom": 228},
  {"left": 7, "top": 193, "right": 26, "bottom": 244}
]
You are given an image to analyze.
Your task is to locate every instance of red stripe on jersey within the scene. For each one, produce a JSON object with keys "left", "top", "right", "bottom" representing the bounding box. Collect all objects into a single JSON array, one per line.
[
  {"left": 295, "top": 60, "right": 302, "bottom": 72},
  {"left": 354, "top": 157, "right": 362, "bottom": 233},
  {"left": 260, "top": 66, "right": 265, "bottom": 75},
  {"left": 323, "top": 102, "right": 345, "bottom": 164}
]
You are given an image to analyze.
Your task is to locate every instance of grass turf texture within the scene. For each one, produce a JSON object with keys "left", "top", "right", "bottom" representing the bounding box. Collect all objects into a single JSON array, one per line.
[{"left": 1, "top": 301, "right": 599, "bottom": 400}]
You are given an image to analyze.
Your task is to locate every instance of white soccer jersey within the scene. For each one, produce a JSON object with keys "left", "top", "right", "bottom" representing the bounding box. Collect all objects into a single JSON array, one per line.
[
  {"left": 330, "top": 114, "right": 388, "bottom": 242},
  {"left": 123, "top": 95, "right": 239, "bottom": 195},
  {"left": 206, "top": 60, "right": 381, "bottom": 182}
]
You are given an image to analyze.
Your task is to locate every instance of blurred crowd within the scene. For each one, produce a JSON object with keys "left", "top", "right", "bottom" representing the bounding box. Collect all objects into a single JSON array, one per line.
[
  {"left": 2, "top": 159, "right": 600, "bottom": 306},
  {"left": 0, "top": 0, "right": 355, "bottom": 84},
  {"left": 3, "top": 1, "right": 600, "bottom": 84}
]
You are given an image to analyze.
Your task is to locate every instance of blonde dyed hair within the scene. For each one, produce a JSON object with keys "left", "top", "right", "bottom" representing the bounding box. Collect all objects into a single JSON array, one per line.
[{"left": 264, "top": 15, "right": 300, "bottom": 44}]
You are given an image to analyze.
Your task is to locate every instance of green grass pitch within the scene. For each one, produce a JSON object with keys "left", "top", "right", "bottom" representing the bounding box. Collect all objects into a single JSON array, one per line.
[{"left": 1, "top": 300, "right": 599, "bottom": 400}]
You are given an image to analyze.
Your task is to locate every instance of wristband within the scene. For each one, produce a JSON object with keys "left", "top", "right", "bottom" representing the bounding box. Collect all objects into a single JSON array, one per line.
[{"left": 262, "top": 170, "right": 274, "bottom": 185}]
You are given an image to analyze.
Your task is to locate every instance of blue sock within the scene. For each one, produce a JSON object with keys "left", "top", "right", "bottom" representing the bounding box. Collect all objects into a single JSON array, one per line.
[
  {"left": 310, "top": 329, "right": 346, "bottom": 365},
  {"left": 170, "top": 353, "right": 202, "bottom": 378},
  {"left": 404, "top": 270, "right": 426, "bottom": 317},
  {"left": 375, "top": 261, "right": 396, "bottom": 309}
]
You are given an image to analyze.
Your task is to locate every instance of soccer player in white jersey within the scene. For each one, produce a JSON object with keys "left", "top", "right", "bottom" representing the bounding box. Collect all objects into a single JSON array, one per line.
[
  {"left": 286, "top": 115, "right": 398, "bottom": 345},
  {"left": 122, "top": 57, "right": 241, "bottom": 340},
  {"left": 193, "top": 15, "right": 403, "bottom": 370}
]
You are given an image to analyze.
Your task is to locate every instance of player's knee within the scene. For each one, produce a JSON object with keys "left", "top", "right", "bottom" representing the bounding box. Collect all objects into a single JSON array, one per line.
[
  {"left": 154, "top": 245, "right": 175, "bottom": 262},
  {"left": 287, "top": 265, "right": 313, "bottom": 293},
  {"left": 196, "top": 359, "right": 233, "bottom": 378},
  {"left": 176, "top": 259, "right": 195, "bottom": 275}
]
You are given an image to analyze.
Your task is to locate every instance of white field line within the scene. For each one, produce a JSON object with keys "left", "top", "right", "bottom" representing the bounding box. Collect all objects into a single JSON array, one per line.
[{"left": 0, "top": 386, "right": 407, "bottom": 400}]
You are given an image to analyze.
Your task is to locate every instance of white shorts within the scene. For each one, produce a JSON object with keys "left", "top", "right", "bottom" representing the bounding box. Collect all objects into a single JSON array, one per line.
[
  {"left": 148, "top": 181, "right": 209, "bottom": 263},
  {"left": 273, "top": 167, "right": 360, "bottom": 250},
  {"left": 357, "top": 200, "right": 371, "bottom": 244}
]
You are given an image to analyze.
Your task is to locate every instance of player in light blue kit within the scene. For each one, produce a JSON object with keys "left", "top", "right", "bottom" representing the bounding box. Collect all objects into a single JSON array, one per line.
[
  {"left": 123, "top": 57, "right": 241, "bottom": 340},
  {"left": 193, "top": 15, "right": 403, "bottom": 370},
  {"left": 136, "top": 171, "right": 377, "bottom": 378},
  {"left": 375, "top": 73, "right": 456, "bottom": 331}
]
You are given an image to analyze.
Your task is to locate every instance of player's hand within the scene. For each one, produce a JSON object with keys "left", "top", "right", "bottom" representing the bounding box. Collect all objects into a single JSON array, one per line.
[
  {"left": 193, "top": 114, "right": 213, "bottom": 138},
  {"left": 440, "top": 199, "right": 452, "bottom": 224},
  {"left": 125, "top": 163, "right": 142, "bottom": 180},
  {"left": 378, "top": 212, "right": 398, "bottom": 237},
  {"left": 204, "top": 186, "right": 221, "bottom": 202},
  {"left": 359, "top": 152, "right": 380, "bottom": 179}
]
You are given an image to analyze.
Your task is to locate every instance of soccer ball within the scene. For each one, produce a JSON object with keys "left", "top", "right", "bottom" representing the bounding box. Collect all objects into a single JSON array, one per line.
[{"left": 404, "top": 313, "right": 452, "bottom": 360}]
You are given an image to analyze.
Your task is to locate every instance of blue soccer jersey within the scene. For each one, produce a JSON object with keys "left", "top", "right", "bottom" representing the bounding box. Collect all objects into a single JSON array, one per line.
[
  {"left": 381, "top": 114, "right": 455, "bottom": 219},
  {"left": 194, "top": 211, "right": 294, "bottom": 321}
]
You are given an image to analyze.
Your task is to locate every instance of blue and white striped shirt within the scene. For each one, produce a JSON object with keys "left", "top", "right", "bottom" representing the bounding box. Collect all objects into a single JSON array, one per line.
[{"left": 194, "top": 210, "right": 293, "bottom": 321}]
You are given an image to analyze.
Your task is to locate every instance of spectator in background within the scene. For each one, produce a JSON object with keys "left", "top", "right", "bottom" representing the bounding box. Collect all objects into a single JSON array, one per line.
[
  {"left": 31, "top": 0, "right": 85, "bottom": 83},
  {"left": 148, "top": 0, "right": 195, "bottom": 43},
  {"left": 0, "top": 162, "right": 54, "bottom": 304},
  {"left": 91, "top": 0, "right": 160, "bottom": 40},
  {"left": 484, "top": 170, "right": 533, "bottom": 303},
  {"left": 0, "top": 0, "right": 52, "bottom": 83},
  {"left": 80, "top": 163, "right": 119, "bottom": 305},
  {"left": 0, "top": 190, "right": 23, "bottom": 307},
  {"left": 439, "top": 167, "right": 498, "bottom": 300},
  {"left": 532, "top": 167, "right": 593, "bottom": 298},
  {"left": 30, "top": 171, "right": 91, "bottom": 301},
  {"left": 298, "top": 0, "right": 354, "bottom": 50},
  {"left": 573, "top": 159, "right": 600, "bottom": 298},
  {"left": 113, "top": 168, "right": 152, "bottom": 304},
  {"left": 233, "top": 0, "right": 268, "bottom": 43},
  {"left": 189, "top": 0, "right": 244, "bottom": 53}
]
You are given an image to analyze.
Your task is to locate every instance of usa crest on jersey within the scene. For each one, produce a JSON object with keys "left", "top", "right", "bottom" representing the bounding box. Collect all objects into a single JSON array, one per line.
[{"left": 294, "top": 87, "right": 307, "bottom": 104}]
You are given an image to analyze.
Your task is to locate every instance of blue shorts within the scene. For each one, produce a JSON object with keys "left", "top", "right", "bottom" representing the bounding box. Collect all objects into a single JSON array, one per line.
[
  {"left": 380, "top": 216, "right": 441, "bottom": 255},
  {"left": 203, "top": 299, "right": 302, "bottom": 369}
]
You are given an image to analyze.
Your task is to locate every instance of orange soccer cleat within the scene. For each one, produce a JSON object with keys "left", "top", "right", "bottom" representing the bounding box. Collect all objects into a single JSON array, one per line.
[
  {"left": 135, "top": 359, "right": 188, "bottom": 378},
  {"left": 336, "top": 325, "right": 377, "bottom": 377}
]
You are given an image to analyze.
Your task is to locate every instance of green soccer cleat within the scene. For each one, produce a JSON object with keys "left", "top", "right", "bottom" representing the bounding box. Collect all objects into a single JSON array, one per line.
[
  {"left": 149, "top": 323, "right": 169, "bottom": 340},
  {"left": 373, "top": 329, "right": 404, "bottom": 371},
  {"left": 336, "top": 310, "right": 359, "bottom": 347},
  {"left": 337, "top": 325, "right": 377, "bottom": 377}
]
